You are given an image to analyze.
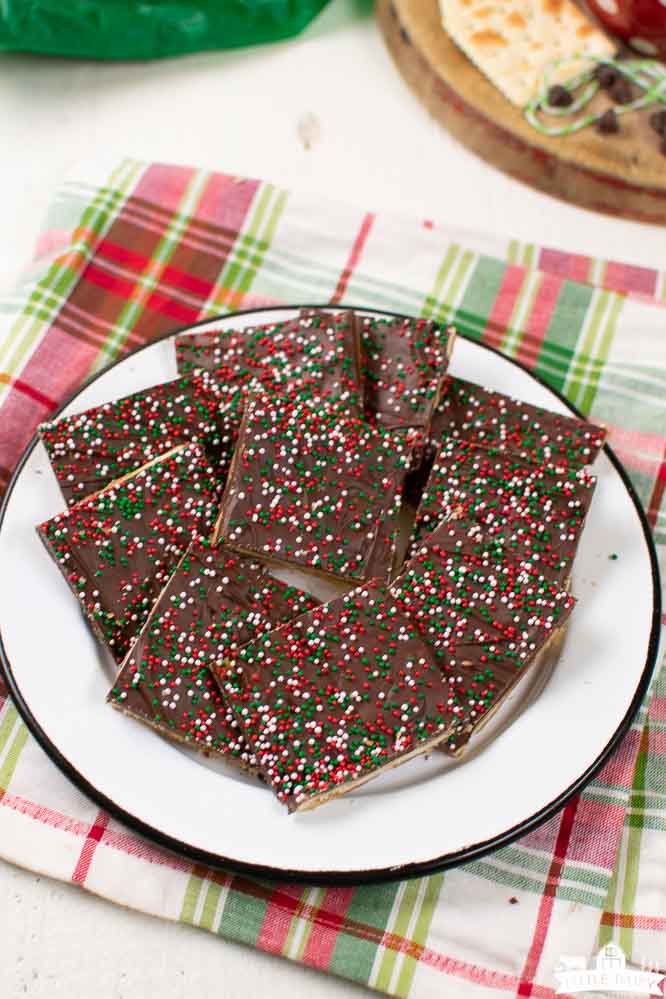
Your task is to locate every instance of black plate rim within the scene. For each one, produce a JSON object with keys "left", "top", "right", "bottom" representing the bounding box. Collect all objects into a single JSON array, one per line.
[{"left": 0, "top": 303, "right": 661, "bottom": 885}]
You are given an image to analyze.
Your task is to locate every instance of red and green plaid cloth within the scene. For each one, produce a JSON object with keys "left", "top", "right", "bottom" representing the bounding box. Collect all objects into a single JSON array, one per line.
[{"left": 0, "top": 158, "right": 664, "bottom": 997}]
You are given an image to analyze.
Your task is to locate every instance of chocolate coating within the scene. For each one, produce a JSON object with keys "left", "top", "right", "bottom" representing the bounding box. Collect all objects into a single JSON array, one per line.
[
  {"left": 39, "top": 373, "right": 232, "bottom": 508},
  {"left": 391, "top": 519, "right": 575, "bottom": 754},
  {"left": 222, "top": 583, "right": 452, "bottom": 810},
  {"left": 427, "top": 376, "right": 606, "bottom": 467},
  {"left": 216, "top": 394, "right": 417, "bottom": 583},
  {"left": 358, "top": 315, "right": 454, "bottom": 432},
  {"left": 38, "top": 444, "right": 221, "bottom": 664},
  {"left": 409, "top": 438, "right": 596, "bottom": 584},
  {"left": 176, "top": 311, "right": 364, "bottom": 416},
  {"left": 109, "top": 537, "right": 318, "bottom": 760},
  {"left": 43, "top": 313, "right": 366, "bottom": 510}
]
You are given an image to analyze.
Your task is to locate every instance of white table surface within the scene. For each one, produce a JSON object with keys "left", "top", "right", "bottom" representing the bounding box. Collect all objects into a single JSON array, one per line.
[{"left": 0, "top": 2, "right": 663, "bottom": 996}]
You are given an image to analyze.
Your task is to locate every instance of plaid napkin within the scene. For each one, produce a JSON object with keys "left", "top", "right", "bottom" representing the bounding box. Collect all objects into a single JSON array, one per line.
[{"left": 0, "top": 158, "right": 664, "bottom": 998}]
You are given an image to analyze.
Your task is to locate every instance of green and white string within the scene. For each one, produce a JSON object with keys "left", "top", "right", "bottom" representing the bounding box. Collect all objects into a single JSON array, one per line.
[{"left": 525, "top": 55, "right": 666, "bottom": 137}]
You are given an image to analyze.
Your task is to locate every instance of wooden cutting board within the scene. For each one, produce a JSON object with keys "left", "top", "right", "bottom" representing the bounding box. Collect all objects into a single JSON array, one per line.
[{"left": 377, "top": 0, "right": 666, "bottom": 225}]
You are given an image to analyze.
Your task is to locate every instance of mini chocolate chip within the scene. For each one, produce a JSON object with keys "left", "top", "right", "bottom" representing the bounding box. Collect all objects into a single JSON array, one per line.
[
  {"left": 597, "top": 108, "right": 620, "bottom": 134},
  {"left": 547, "top": 84, "right": 573, "bottom": 108},
  {"left": 649, "top": 110, "right": 666, "bottom": 136},
  {"left": 609, "top": 77, "right": 633, "bottom": 105},
  {"left": 594, "top": 64, "right": 619, "bottom": 89}
]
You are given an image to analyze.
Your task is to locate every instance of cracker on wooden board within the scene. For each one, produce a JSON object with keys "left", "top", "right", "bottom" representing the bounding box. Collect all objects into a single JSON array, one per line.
[{"left": 439, "top": 0, "right": 615, "bottom": 107}]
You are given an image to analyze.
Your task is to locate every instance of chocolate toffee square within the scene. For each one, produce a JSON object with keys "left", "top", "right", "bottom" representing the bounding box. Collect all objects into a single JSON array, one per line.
[
  {"left": 428, "top": 375, "right": 606, "bottom": 465},
  {"left": 222, "top": 583, "right": 453, "bottom": 811},
  {"left": 37, "top": 443, "right": 221, "bottom": 664},
  {"left": 358, "top": 315, "right": 455, "bottom": 432},
  {"left": 392, "top": 519, "right": 575, "bottom": 756},
  {"left": 176, "top": 310, "right": 364, "bottom": 416},
  {"left": 214, "top": 394, "right": 419, "bottom": 583},
  {"left": 109, "top": 536, "right": 318, "bottom": 762},
  {"left": 409, "top": 437, "right": 596, "bottom": 584},
  {"left": 39, "top": 373, "right": 232, "bottom": 507}
]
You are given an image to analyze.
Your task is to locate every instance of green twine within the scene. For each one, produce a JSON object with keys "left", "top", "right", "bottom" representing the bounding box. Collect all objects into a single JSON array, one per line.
[{"left": 524, "top": 55, "right": 666, "bottom": 137}]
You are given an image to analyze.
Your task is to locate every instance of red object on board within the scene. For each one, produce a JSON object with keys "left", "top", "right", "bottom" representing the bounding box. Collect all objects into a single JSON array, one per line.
[{"left": 587, "top": 0, "right": 666, "bottom": 60}]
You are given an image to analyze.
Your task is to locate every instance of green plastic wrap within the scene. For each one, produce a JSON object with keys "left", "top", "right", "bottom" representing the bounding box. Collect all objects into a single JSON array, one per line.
[{"left": 0, "top": 0, "right": 330, "bottom": 60}]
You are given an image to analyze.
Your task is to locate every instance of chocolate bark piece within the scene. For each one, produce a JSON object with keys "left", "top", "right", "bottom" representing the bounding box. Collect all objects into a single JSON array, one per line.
[
  {"left": 222, "top": 583, "right": 453, "bottom": 811},
  {"left": 215, "top": 394, "right": 417, "bottom": 584},
  {"left": 409, "top": 438, "right": 596, "bottom": 584},
  {"left": 39, "top": 372, "right": 231, "bottom": 508},
  {"left": 358, "top": 315, "right": 455, "bottom": 432},
  {"left": 175, "top": 311, "right": 364, "bottom": 416},
  {"left": 38, "top": 444, "right": 221, "bottom": 665},
  {"left": 108, "top": 536, "right": 319, "bottom": 761},
  {"left": 390, "top": 519, "right": 575, "bottom": 756},
  {"left": 427, "top": 376, "right": 606, "bottom": 466}
]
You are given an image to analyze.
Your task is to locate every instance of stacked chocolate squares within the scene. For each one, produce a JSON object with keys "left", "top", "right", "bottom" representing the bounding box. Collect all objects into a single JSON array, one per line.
[{"left": 37, "top": 309, "right": 605, "bottom": 813}]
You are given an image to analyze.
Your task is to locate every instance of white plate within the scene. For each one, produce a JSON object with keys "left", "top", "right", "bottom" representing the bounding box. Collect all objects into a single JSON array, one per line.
[{"left": 0, "top": 307, "right": 660, "bottom": 882}]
